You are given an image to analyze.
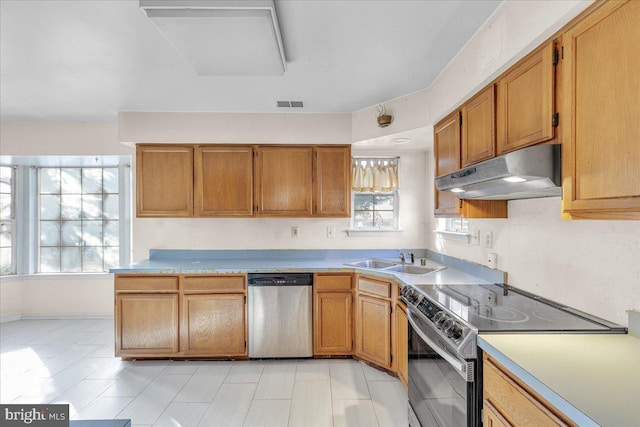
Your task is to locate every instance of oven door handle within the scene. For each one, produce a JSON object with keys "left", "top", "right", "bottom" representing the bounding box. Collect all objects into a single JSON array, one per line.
[{"left": 407, "top": 310, "right": 471, "bottom": 381}]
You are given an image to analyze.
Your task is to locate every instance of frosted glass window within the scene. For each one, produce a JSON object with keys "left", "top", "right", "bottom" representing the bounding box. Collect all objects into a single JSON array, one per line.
[{"left": 38, "top": 167, "right": 120, "bottom": 272}]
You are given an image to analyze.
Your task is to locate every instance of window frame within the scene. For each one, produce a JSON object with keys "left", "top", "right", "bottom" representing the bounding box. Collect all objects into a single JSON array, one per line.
[
  {"left": 0, "top": 157, "right": 131, "bottom": 278},
  {"left": 0, "top": 165, "right": 16, "bottom": 275},
  {"left": 351, "top": 190, "right": 400, "bottom": 231}
]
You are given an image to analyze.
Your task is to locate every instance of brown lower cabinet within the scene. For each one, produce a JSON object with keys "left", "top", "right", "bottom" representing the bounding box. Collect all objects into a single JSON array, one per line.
[
  {"left": 114, "top": 272, "right": 407, "bottom": 382},
  {"left": 115, "top": 274, "right": 247, "bottom": 359},
  {"left": 354, "top": 275, "right": 393, "bottom": 370},
  {"left": 313, "top": 274, "right": 353, "bottom": 356},
  {"left": 483, "top": 353, "right": 575, "bottom": 426},
  {"left": 116, "top": 293, "right": 179, "bottom": 356},
  {"left": 394, "top": 299, "right": 408, "bottom": 387},
  {"left": 181, "top": 294, "right": 246, "bottom": 356}
]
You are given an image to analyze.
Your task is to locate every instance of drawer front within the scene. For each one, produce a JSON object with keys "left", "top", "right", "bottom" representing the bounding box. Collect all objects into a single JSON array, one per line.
[
  {"left": 116, "top": 276, "right": 178, "bottom": 292},
  {"left": 358, "top": 277, "right": 391, "bottom": 298},
  {"left": 184, "top": 276, "right": 246, "bottom": 293},
  {"left": 484, "top": 355, "right": 572, "bottom": 427},
  {"left": 315, "top": 274, "right": 352, "bottom": 291}
]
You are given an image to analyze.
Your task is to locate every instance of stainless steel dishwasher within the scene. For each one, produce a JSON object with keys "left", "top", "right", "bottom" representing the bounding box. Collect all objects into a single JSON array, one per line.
[{"left": 247, "top": 273, "right": 313, "bottom": 358}]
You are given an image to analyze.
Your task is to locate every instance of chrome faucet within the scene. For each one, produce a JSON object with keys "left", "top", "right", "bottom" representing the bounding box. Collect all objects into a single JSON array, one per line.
[{"left": 399, "top": 252, "right": 406, "bottom": 263}]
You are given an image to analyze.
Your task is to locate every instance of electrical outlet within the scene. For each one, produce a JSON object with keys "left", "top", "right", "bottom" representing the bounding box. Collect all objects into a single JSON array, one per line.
[
  {"left": 482, "top": 230, "right": 493, "bottom": 248},
  {"left": 487, "top": 252, "right": 498, "bottom": 269},
  {"left": 291, "top": 226, "right": 300, "bottom": 238},
  {"left": 327, "top": 226, "right": 335, "bottom": 238},
  {"left": 470, "top": 230, "right": 480, "bottom": 245}
]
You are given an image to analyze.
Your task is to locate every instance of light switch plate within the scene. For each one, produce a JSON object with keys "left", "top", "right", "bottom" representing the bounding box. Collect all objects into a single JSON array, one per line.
[
  {"left": 291, "top": 226, "right": 300, "bottom": 238},
  {"left": 327, "top": 226, "right": 335, "bottom": 238},
  {"left": 487, "top": 252, "right": 498, "bottom": 269},
  {"left": 482, "top": 231, "right": 493, "bottom": 248}
]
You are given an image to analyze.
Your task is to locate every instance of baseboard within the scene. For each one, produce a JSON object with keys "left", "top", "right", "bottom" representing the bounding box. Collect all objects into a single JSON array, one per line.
[
  {"left": 20, "top": 313, "right": 114, "bottom": 320},
  {"left": 0, "top": 314, "right": 22, "bottom": 323}
]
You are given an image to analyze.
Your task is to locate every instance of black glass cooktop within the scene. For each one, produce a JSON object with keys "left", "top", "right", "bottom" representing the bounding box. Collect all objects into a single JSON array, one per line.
[{"left": 412, "top": 283, "right": 624, "bottom": 333}]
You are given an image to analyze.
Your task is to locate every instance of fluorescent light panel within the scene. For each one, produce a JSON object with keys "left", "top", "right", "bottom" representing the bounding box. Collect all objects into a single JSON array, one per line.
[{"left": 140, "top": 0, "right": 286, "bottom": 76}]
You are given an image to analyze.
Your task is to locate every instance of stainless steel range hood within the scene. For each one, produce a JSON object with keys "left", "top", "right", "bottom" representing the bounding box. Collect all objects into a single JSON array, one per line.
[{"left": 435, "top": 144, "right": 561, "bottom": 200}]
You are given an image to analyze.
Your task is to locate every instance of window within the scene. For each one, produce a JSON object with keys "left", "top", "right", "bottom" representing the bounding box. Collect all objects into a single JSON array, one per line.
[
  {"left": 38, "top": 167, "right": 121, "bottom": 273},
  {"left": 0, "top": 166, "right": 15, "bottom": 275},
  {"left": 351, "top": 158, "right": 399, "bottom": 230},
  {"left": 438, "top": 218, "right": 469, "bottom": 232},
  {"left": 353, "top": 193, "right": 397, "bottom": 229}
]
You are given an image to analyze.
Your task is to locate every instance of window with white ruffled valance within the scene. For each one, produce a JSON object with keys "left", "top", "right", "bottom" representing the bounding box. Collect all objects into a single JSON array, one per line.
[{"left": 351, "top": 158, "right": 400, "bottom": 231}]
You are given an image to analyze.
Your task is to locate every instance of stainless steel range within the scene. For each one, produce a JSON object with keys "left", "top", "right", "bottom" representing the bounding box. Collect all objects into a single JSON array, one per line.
[{"left": 400, "top": 283, "right": 626, "bottom": 427}]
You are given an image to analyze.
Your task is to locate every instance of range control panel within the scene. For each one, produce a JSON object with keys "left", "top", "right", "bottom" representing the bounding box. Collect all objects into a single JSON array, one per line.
[{"left": 401, "top": 286, "right": 465, "bottom": 341}]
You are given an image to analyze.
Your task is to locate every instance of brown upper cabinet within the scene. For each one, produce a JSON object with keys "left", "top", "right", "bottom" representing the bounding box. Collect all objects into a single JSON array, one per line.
[
  {"left": 195, "top": 146, "right": 253, "bottom": 217},
  {"left": 434, "top": 112, "right": 507, "bottom": 219},
  {"left": 136, "top": 143, "right": 351, "bottom": 218},
  {"left": 461, "top": 85, "right": 496, "bottom": 166},
  {"left": 434, "top": 111, "right": 462, "bottom": 217},
  {"left": 560, "top": 0, "right": 640, "bottom": 219},
  {"left": 136, "top": 145, "right": 194, "bottom": 217},
  {"left": 255, "top": 145, "right": 314, "bottom": 216},
  {"left": 314, "top": 146, "right": 351, "bottom": 217},
  {"left": 496, "top": 41, "right": 557, "bottom": 155}
]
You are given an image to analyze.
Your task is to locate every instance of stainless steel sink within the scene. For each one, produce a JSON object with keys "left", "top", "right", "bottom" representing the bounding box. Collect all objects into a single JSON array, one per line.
[
  {"left": 384, "top": 264, "right": 445, "bottom": 275},
  {"left": 345, "top": 259, "right": 399, "bottom": 269}
]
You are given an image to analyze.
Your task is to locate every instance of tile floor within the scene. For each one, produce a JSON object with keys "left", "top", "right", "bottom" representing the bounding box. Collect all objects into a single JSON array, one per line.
[{"left": 0, "top": 319, "right": 408, "bottom": 426}]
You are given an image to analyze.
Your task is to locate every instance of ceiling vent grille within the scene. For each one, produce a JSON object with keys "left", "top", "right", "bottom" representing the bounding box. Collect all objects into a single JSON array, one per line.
[{"left": 277, "top": 101, "right": 304, "bottom": 108}]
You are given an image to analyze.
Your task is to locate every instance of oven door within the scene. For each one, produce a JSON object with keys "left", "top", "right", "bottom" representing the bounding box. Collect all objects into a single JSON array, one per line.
[{"left": 407, "top": 308, "right": 477, "bottom": 427}]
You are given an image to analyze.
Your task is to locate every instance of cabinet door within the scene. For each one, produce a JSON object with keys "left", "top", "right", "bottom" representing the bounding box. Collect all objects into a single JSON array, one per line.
[
  {"left": 116, "top": 293, "right": 179, "bottom": 356},
  {"left": 255, "top": 146, "right": 313, "bottom": 216},
  {"left": 314, "top": 146, "right": 351, "bottom": 217},
  {"left": 434, "top": 111, "right": 462, "bottom": 217},
  {"left": 461, "top": 85, "right": 496, "bottom": 166},
  {"left": 483, "top": 400, "right": 512, "bottom": 427},
  {"left": 395, "top": 303, "right": 408, "bottom": 387},
  {"left": 136, "top": 145, "right": 193, "bottom": 217},
  {"left": 195, "top": 146, "right": 253, "bottom": 217},
  {"left": 182, "top": 294, "right": 246, "bottom": 356},
  {"left": 497, "top": 42, "right": 555, "bottom": 155},
  {"left": 561, "top": 0, "right": 640, "bottom": 219},
  {"left": 355, "top": 294, "right": 391, "bottom": 368},
  {"left": 314, "top": 292, "right": 353, "bottom": 355}
]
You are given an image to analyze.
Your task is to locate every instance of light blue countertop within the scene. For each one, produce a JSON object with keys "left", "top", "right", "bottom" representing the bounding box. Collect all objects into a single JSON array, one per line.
[
  {"left": 479, "top": 334, "right": 640, "bottom": 427},
  {"left": 110, "top": 249, "right": 505, "bottom": 286}
]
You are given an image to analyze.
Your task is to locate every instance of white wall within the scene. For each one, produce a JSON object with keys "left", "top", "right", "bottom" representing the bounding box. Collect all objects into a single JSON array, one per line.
[
  {"left": 19, "top": 276, "right": 113, "bottom": 318},
  {"left": 0, "top": 279, "right": 23, "bottom": 322},
  {"left": 432, "top": 199, "right": 640, "bottom": 326},
  {"left": 420, "top": 0, "right": 639, "bottom": 326}
]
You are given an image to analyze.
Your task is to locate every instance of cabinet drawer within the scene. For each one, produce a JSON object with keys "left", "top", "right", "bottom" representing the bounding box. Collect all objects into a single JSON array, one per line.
[
  {"left": 484, "top": 355, "right": 573, "bottom": 426},
  {"left": 115, "top": 276, "right": 178, "bottom": 292},
  {"left": 184, "top": 276, "right": 246, "bottom": 293},
  {"left": 358, "top": 277, "right": 391, "bottom": 298},
  {"left": 315, "top": 274, "right": 352, "bottom": 291}
]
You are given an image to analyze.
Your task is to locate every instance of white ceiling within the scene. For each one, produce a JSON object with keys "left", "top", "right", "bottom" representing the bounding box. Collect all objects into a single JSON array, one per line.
[{"left": 0, "top": 0, "right": 501, "bottom": 122}]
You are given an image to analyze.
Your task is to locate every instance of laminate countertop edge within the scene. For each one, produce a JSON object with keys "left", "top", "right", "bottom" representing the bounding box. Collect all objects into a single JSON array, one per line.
[{"left": 478, "top": 334, "right": 640, "bottom": 427}]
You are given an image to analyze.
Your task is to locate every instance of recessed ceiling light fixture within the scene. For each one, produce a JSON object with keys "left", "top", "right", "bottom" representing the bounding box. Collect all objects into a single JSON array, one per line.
[
  {"left": 140, "top": 0, "right": 287, "bottom": 76},
  {"left": 450, "top": 188, "right": 465, "bottom": 193},
  {"left": 391, "top": 138, "right": 411, "bottom": 145}
]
